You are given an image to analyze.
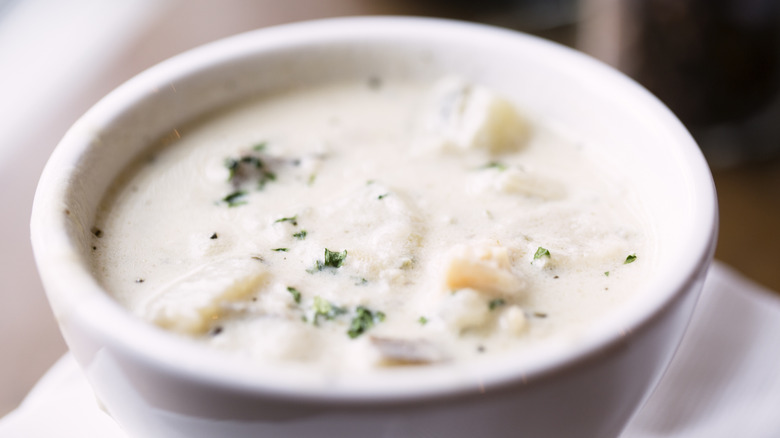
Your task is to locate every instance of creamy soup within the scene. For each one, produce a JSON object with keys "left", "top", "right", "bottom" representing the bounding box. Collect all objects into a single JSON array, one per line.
[{"left": 91, "top": 78, "right": 651, "bottom": 372}]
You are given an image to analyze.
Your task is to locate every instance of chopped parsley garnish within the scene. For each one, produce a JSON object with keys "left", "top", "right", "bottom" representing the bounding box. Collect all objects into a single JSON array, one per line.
[
  {"left": 534, "top": 247, "right": 551, "bottom": 260},
  {"left": 377, "top": 193, "right": 390, "bottom": 200},
  {"left": 272, "top": 248, "right": 288, "bottom": 252},
  {"left": 313, "top": 248, "right": 347, "bottom": 271},
  {"left": 221, "top": 146, "right": 277, "bottom": 205},
  {"left": 256, "top": 171, "right": 276, "bottom": 189},
  {"left": 312, "top": 296, "right": 346, "bottom": 324},
  {"left": 274, "top": 215, "right": 298, "bottom": 226},
  {"left": 624, "top": 254, "right": 637, "bottom": 264},
  {"left": 225, "top": 156, "right": 262, "bottom": 182},
  {"left": 418, "top": 316, "right": 429, "bottom": 325},
  {"left": 324, "top": 248, "right": 347, "bottom": 267},
  {"left": 292, "top": 230, "right": 307, "bottom": 240},
  {"left": 223, "top": 190, "right": 247, "bottom": 207},
  {"left": 313, "top": 296, "right": 332, "bottom": 317},
  {"left": 604, "top": 271, "right": 610, "bottom": 277},
  {"left": 347, "top": 306, "right": 385, "bottom": 339},
  {"left": 481, "top": 161, "right": 507, "bottom": 171},
  {"left": 224, "top": 158, "right": 239, "bottom": 180},
  {"left": 286, "top": 286, "right": 301, "bottom": 304},
  {"left": 252, "top": 141, "right": 268, "bottom": 151},
  {"left": 489, "top": 298, "right": 506, "bottom": 310}
]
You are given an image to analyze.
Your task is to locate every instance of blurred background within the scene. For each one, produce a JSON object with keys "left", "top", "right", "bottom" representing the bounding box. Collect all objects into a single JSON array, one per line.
[{"left": 1, "top": 0, "right": 778, "bottom": 417}]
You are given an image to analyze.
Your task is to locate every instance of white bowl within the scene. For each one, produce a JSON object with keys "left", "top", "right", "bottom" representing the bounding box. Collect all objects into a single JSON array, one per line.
[{"left": 31, "top": 17, "right": 717, "bottom": 438}]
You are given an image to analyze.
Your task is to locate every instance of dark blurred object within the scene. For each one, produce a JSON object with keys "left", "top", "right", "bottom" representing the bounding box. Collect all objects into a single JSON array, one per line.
[
  {"left": 396, "top": 0, "right": 580, "bottom": 46},
  {"left": 626, "top": 0, "right": 780, "bottom": 167}
]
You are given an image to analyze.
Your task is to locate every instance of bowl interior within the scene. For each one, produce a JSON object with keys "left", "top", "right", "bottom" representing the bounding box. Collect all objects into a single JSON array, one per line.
[{"left": 32, "top": 17, "right": 717, "bottom": 399}]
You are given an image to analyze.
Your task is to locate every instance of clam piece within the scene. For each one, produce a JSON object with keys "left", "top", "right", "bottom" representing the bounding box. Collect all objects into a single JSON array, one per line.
[
  {"left": 143, "top": 258, "right": 268, "bottom": 335},
  {"left": 419, "top": 77, "right": 529, "bottom": 153}
]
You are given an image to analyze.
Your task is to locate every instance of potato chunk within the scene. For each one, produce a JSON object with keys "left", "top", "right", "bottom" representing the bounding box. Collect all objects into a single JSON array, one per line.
[
  {"left": 499, "top": 305, "right": 528, "bottom": 336},
  {"left": 440, "top": 288, "right": 491, "bottom": 333}
]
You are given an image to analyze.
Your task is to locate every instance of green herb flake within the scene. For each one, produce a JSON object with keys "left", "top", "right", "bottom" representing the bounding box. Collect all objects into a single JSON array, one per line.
[
  {"left": 533, "top": 247, "right": 551, "bottom": 260},
  {"left": 604, "top": 271, "right": 610, "bottom": 277},
  {"left": 418, "top": 316, "right": 428, "bottom": 325},
  {"left": 252, "top": 141, "right": 268, "bottom": 151},
  {"left": 377, "top": 193, "right": 390, "bottom": 200},
  {"left": 312, "top": 296, "right": 346, "bottom": 324},
  {"left": 272, "top": 248, "right": 289, "bottom": 252},
  {"left": 239, "top": 155, "right": 263, "bottom": 168},
  {"left": 223, "top": 190, "right": 247, "bottom": 207},
  {"left": 224, "top": 158, "right": 239, "bottom": 181},
  {"left": 347, "top": 306, "right": 384, "bottom": 339},
  {"left": 286, "top": 286, "right": 301, "bottom": 304},
  {"left": 256, "top": 171, "right": 276, "bottom": 190},
  {"left": 274, "top": 215, "right": 298, "bottom": 226},
  {"left": 225, "top": 156, "right": 263, "bottom": 182},
  {"left": 624, "top": 254, "right": 637, "bottom": 264},
  {"left": 481, "top": 161, "right": 507, "bottom": 171},
  {"left": 292, "top": 230, "right": 307, "bottom": 240},
  {"left": 489, "top": 298, "right": 506, "bottom": 310},
  {"left": 224, "top": 147, "right": 277, "bottom": 193},
  {"left": 323, "top": 248, "right": 347, "bottom": 268}
]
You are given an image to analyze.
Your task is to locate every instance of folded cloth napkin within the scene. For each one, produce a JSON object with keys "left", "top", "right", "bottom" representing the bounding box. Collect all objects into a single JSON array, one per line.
[{"left": 2, "top": 261, "right": 778, "bottom": 438}]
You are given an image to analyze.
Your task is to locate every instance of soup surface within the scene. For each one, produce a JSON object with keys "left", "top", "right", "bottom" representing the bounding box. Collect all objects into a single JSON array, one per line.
[{"left": 91, "top": 78, "right": 651, "bottom": 371}]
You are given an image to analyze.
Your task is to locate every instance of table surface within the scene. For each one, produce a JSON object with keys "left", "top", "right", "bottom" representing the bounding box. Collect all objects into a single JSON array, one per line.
[{"left": 1, "top": 0, "right": 778, "bottom": 419}]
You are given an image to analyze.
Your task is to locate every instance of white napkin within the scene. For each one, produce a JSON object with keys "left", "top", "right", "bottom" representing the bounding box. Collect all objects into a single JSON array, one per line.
[
  {"left": 2, "top": 261, "right": 779, "bottom": 438},
  {"left": 622, "top": 262, "right": 780, "bottom": 438}
]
